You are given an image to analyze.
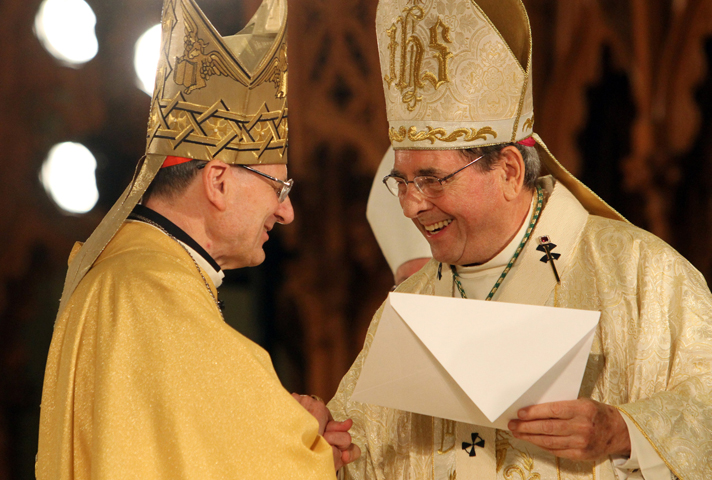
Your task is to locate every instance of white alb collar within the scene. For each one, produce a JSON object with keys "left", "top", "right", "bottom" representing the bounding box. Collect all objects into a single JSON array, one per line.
[{"left": 456, "top": 192, "right": 535, "bottom": 275}]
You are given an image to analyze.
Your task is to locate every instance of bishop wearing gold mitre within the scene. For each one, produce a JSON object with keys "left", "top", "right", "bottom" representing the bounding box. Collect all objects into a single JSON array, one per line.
[
  {"left": 329, "top": 1, "right": 712, "bottom": 479},
  {"left": 36, "top": 0, "right": 359, "bottom": 479}
]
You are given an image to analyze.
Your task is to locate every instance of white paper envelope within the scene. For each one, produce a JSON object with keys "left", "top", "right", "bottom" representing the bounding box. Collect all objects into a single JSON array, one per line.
[{"left": 351, "top": 292, "right": 600, "bottom": 429}]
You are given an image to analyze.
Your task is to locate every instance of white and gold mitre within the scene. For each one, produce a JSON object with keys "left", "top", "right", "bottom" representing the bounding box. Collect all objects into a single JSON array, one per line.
[
  {"left": 146, "top": 0, "right": 288, "bottom": 165},
  {"left": 376, "top": 0, "right": 626, "bottom": 223},
  {"left": 57, "top": 0, "right": 288, "bottom": 315},
  {"left": 376, "top": 0, "right": 533, "bottom": 150}
]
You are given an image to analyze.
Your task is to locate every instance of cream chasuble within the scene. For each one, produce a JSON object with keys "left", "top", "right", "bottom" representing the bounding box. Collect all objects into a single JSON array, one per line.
[
  {"left": 37, "top": 221, "right": 335, "bottom": 480},
  {"left": 329, "top": 177, "right": 712, "bottom": 480}
]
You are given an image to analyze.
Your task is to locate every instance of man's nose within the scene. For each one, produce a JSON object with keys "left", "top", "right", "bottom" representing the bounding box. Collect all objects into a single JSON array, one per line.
[
  {"left": 275, "top": 196, "right": 295, "bottom": 225},
  {"left": 399, "top": 183, "right": 431, "bottom": 219}
]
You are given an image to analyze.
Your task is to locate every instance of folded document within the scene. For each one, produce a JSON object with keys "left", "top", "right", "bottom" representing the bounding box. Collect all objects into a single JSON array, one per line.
[{"left": 351, "top": 292, "right": 600, "bottom": 429}]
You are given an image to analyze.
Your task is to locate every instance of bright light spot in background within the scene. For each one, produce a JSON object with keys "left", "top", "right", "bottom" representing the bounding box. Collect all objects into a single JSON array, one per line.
[
  {"left": 41, "top": 142, "right": 99, "bottom": 214},
  {"left": 34, "top": 0, "right": 98, "bottom": 66},
  {"left": 134, "top": 24, "right": 162, "bottom": 96}
]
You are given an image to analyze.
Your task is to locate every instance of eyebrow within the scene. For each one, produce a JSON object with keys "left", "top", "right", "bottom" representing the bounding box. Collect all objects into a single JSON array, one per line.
[{"left": 390, "top": 167, "right": 442, "bottom": 177}]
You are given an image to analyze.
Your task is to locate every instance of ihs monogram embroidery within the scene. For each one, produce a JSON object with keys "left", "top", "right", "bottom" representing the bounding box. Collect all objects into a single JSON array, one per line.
[
  {"left": 461, "top": 432, "right": 485, "bottom": 457},
  {"left": 384, "top": 0, "right": 452, "bottom": 111}
]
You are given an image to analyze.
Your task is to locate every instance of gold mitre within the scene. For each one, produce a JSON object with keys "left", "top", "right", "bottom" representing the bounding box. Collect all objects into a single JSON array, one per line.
[
  {"left": 376, "top": 0, "right": 533, "bottom": 149},
  {"left": 57, "top": 0, "right": 288, "bottom": 316},
  {"left": 376, "top": 0, "right": 625, "bottom": 222},
  {"left": 147, "top": 0, "right": 288, "bottom": 165}
]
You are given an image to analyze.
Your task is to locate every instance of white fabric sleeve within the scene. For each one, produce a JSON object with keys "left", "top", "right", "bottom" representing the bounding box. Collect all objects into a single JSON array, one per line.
[{"left": 612, "top": 414, "right": 672, "bottom": 480}]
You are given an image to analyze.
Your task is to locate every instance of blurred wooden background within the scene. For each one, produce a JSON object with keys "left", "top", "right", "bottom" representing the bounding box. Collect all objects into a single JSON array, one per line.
[{"left": 3, "top": 0, "right": 712, "bottom": 478}]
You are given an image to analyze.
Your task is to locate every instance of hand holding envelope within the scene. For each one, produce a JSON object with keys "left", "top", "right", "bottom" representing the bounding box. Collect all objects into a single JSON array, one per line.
[
  {"left": 351, "top": 292, "right": 601, "bottom": 430},
  {"left": 508, "top": 396, "right": 632, "bottom": 460}
]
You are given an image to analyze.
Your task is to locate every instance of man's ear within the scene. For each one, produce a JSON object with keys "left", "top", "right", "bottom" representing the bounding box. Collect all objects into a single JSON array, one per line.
[
  {"left": 202, "top": 160, "right": 232, "bottom": 211},
  {"left": 498, "top": 146, "right": 526, "bottom": 201}
]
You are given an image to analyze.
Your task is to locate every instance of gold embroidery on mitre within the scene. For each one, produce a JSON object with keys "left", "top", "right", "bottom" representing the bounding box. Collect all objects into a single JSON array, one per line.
[
  {"left": 522, "top": 116, "right": 534, "bottom": 132},
  {"left": 389, "top": 126, "right": 497, "bottom": 144},
  {"left": 147, "top": 0, "right": 179, "bottom": 135},
  {"left": 384, "top": 1, "right": 453, "bottom": 111},
  {"left": 153, "top": 94, "right": 288, "bottom": 160},
  {"left": 145, "top": 0, "right": 288, "bottom": 164},
  {"left": 174, "top": 0, "right": 245, "bottom": 94},
  {"left": 389, "top": 126, "right": 407, "bottom": 142},
  {"left": 264, "top": 43, "right": 288, "bottom": 98}
]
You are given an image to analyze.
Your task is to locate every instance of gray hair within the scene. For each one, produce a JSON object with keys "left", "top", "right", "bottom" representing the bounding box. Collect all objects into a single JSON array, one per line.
[
  {"left": 143, "top": 159, "right": 205, "bottom": 201},
  {"left": 459, "top": 143, "right": 540, "bottom": 190}
]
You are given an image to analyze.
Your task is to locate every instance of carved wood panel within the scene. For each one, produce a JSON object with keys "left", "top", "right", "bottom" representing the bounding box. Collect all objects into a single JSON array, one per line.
[{"left": 286, "top": 0, "right": 393, "bottom": 397}]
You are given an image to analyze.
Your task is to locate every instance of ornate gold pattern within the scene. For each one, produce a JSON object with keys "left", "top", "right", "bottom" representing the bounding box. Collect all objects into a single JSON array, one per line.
[
  {"left": 261, "top": 43, "right": 288, "bottom": 99},
  {"left": 523, "top": 116, "right": 534, "bottom": 131},
  {"left": 510, "top": 60, "right": 531, "bottom": 141},
  {"left": 495, "top": 429, "right": 510, "bottom": 472},
  {"left": 330, "top": 180, "right": 712, "bottom": 480},
  {"left": 614, "top": 408, "right": 683, "bottom": 479},
  {"left": 147, "top": 0, "right": 179, "bottom": 135},
  {"left": 497, "top": 432, "right": 542, "bottom": 480},
  {"left": 424, "top": 17, "right": 452, "bottom": 89},
  {"left": 389, "top": 126, "right": 406, "bottom": 142},
  {"left": 146, "top": 0, "right": 288, "bottom": 165},
  {"left": 150, "top": 94, "right": 287, "bottom": 159},
  {"left": 173, "top": 0, "right": 246, "bottom": 94},
  {"left": 384, "top": 5, "right": 452, "bottom": 111},
  {"left": 389, "top": 125, "right": 498, "bottom": 144},
  {"left": 377, "top": 0, "right": 533, "bottom": 149},
  {"left": 503, "top": 463, "right": 541, "bottom": 480}
]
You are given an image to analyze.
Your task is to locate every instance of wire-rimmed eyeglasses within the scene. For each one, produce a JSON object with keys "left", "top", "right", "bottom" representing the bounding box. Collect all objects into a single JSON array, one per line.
[
  {"left": 239, "top": 165, "right": 293, "bottom": 203},
  {"left": 382, "top": 154, "right": 484, "bottom": 198}
]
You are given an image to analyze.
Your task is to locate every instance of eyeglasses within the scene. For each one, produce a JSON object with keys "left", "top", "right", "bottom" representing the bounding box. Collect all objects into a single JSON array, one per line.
[
  {"left": 382, "top": 154, "right": 484, "bottom": 198},
  {"left": 239, "top": 165, "right": 294, "bottom": 203}
]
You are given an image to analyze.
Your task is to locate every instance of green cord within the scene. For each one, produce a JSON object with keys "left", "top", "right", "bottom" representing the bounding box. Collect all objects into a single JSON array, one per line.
[{"left": 451, "top": 185, "right": 543, "bottom": 301}]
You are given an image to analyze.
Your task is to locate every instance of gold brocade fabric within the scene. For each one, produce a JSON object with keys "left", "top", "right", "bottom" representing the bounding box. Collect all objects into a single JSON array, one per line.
[
  {"left": 37, "top": 222, "right": 334, "bottom": 480},
  {"left": 329, "top": 180, "right": 712, "bottom": 480},
  {"left": 375, "top": 0, "right": 534, "bottom": 149}
]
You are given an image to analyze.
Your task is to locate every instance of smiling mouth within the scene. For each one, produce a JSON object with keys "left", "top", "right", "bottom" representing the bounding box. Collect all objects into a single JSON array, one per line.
[{"left": 424, "top": 219, "right": 452, "bottom": 234}]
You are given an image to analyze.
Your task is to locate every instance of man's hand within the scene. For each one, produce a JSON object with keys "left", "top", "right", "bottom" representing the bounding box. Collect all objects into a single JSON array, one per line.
[
  {"left": 292, "top": 393, "right": 329, "bottom": 434},
  {"left": 292, "top": 393, "right": 362, "bottom": 470},
  {"left": 508, "top": 398, "right": 631, "bottom": 461},
  {"left": 324, "top": 418, "right": 361, "bottom": 470}
]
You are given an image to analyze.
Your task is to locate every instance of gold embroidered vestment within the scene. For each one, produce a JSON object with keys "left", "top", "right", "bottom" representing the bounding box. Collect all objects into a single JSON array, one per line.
[{"left": 329, "top": 178, "right": 712, "bottom": 480}]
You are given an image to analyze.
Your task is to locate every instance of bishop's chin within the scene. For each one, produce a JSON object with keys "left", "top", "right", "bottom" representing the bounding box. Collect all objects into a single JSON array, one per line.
[{"left": 429, "top": 247, "right": 457, "bottom": 266}]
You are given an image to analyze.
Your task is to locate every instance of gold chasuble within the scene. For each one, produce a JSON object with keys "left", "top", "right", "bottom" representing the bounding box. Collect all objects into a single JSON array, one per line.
[
  {"left": 38, "top": 222, "right": 334, "bottom": 480},
  {"left": 329, "top": 178, "right": 712, "bottom": 480}
]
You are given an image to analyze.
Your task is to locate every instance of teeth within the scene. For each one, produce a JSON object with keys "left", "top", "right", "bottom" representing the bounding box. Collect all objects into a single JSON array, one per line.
[{"left": 424, "top": 219, "right": 452, "bottom": 233}]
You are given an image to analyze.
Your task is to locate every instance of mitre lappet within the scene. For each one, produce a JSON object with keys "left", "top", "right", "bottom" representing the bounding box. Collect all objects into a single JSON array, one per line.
[
  {"left": 375, "top": 0, "right": 624, "bottom": 222},
  {"left": 58, "top": 0, "right": 289, "bottom": 313}
]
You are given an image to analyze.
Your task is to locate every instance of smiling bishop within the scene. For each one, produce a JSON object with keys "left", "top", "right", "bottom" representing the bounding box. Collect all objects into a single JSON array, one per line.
[{"left": 328, "top": 1, "right": 712, "bottom": 480}]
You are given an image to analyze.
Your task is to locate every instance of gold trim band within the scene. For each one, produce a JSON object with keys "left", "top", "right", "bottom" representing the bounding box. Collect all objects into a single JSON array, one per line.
[{"left": 389, "top": 125, "right": 497, "bottom": 144}]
